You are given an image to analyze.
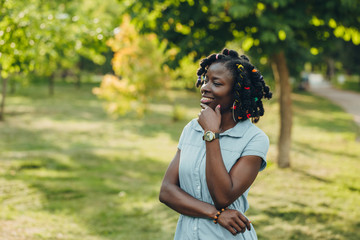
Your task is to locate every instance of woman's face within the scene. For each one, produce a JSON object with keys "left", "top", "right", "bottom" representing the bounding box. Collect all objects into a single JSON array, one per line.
[{"left": 200, "top": 62, "right": 234, "bottom": 112}]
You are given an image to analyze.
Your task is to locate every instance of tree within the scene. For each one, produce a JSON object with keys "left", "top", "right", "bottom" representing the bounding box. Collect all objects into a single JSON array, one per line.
[
  {"left": 0, "top": 0, "right": 36, "bottom": 120},
  {"left": 0, "top": 0, "right": 121, "bottom": 120},
  {"left": 124, "top": 0, "right": 360, "bottom": 168},
  {"left": 93, "top": 15, "right": 170, "bottom": 117}
]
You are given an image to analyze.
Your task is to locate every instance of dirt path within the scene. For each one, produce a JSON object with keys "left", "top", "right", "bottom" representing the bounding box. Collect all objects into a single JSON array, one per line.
[{"left": 308, "top": 79, "right": 360, "bottom": 127}]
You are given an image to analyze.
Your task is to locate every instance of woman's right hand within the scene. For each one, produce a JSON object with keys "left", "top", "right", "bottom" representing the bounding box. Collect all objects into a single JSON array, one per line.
[{"left": 217, "top": 209, "right": 251, "bottom": 235}]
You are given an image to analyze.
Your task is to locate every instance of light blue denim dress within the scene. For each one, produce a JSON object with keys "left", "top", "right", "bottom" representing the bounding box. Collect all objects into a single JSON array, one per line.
[{"left": 174, "top": 119, "right": 269, "bottom": 240}]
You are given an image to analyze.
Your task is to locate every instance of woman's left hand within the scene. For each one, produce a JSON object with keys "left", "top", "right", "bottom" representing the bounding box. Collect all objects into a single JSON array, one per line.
[{"left": 198, "top": 103, "right": 221, "bottom": 132}]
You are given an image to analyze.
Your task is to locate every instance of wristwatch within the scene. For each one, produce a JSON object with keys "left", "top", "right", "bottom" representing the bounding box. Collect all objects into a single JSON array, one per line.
[{"left": 202, "top": 131, "right": 220, "bottom": 142}]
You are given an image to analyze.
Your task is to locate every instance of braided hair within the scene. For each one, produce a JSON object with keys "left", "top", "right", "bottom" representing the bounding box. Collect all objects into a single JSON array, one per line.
[{"left": 196, "top": 48, "right": 272, "bottom": 123}]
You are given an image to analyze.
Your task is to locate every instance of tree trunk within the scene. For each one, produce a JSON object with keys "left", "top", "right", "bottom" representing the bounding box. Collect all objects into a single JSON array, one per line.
[
  {"left": 49, "top": 74, "right": 54, "bottom": 96},
  {"left": 271, "top": 60, "right": 280, "bottom": 98},
  {"left": 76, "top": 61, "right": 83, "bottom": 89},
  {"left": 0, "top": 77, "right": 8, "bottom": 121},
  {"left": 271, "top": 51, "right": 292, "bottom": 168},
  {"left": 10, "top": 78, "right": 16, "bottom": 94},
  {"left": 326, "top": 58, "right": 335, "bottom": 81},
  {"left": 75, "top": 74, "right": 81, "bottom": 89}
]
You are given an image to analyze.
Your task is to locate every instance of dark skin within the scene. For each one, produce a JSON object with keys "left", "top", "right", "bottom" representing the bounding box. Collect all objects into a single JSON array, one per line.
[{"left": 159, "top": 62, "right": 262, "bottom": 235}]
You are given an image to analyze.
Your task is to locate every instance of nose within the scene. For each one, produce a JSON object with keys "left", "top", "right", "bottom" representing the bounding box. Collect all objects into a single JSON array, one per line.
[{"left": 200, "top": 81, "right": 210, "bottom": 94}]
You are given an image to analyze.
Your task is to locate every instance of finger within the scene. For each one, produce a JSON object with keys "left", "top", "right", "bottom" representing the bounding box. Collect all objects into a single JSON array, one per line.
[
  {"left": 200, "top": 103, "right": 209, "bottom": 109},
  {"left": 238, "top": 213, "right": 251, "bottom": 231},
  {"left": 230, "top": 223, "right": 242, "bottom": 235},
  {"left": 234, "top": 217, "right": 246, "bottom": 232},
  {"left": 224, "top": 225, "right": 238, "bottom": 236},
  {"left": 215, "top": 104, "right": 221, "bottom": 116}
]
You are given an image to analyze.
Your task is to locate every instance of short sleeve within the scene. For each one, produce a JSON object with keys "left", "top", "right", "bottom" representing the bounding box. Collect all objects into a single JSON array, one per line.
[
  {"left": 177, "top": 123, "right": 190, "bottom": 150},
  {"left": 242, "top": 132, "right": 270, "bottom": 171}
]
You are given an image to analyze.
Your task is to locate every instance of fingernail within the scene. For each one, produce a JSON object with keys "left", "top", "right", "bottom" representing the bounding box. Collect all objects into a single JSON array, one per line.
[{"left": 217, "top": 104, "right": 221, "bottom": 108}]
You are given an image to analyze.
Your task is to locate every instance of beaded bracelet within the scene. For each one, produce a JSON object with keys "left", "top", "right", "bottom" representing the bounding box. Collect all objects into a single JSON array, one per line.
[{"left": 213, "top": 207, "right": 228, "bottom": 224}]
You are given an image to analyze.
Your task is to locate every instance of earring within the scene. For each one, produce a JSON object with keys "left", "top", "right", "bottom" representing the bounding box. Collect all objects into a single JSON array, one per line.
[{"left": 232, "top": 101, "right": 237, "bottom": 123}]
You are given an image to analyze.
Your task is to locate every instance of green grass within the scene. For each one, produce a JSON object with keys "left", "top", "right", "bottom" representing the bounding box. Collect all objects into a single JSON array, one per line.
[
  {"left": 332, "top": 75, "right": 360, "bottom": 93},
  {"left": 1, "top": 83, "right": 359, "bottom": 240}
]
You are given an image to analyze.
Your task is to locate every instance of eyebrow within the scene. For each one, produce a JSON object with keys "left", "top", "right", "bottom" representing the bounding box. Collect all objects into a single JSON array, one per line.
[{"left": 205, "top": 74, "right": 220, "bottom": 80}]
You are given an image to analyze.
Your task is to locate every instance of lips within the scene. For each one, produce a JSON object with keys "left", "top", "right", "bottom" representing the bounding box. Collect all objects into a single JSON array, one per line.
[{"left": 200, "top": 97, "right": 214, "bottom": 104}]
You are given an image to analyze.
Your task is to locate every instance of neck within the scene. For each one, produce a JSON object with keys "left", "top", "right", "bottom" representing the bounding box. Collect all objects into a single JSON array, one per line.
[{"left": 219, "top": 111, "right": 237, "bottom": 132}]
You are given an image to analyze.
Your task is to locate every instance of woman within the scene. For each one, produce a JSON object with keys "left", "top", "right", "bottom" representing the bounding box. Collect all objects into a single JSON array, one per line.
[{"left": 159, "top": 48, "right": 272, "bottom": 239}]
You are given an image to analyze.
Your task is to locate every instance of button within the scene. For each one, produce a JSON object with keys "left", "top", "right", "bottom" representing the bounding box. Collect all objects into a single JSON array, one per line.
[
  {"left": 194, "top": 227, "right": 197, "bottom": 230},
  {"left": 197, "top": 185, "right": 200, "bottom": 190}
]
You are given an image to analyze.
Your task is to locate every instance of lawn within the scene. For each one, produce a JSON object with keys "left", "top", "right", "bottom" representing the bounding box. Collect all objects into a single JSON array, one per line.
[
  {"left": 0, "top": 83, "right": 359, "bottom": 240},
  {"left": 332, "top": 75, "right": 360, "bottom": 93}
]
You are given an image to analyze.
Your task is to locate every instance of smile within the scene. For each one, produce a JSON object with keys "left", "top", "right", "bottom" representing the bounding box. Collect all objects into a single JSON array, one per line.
[{"left": 200, "top": 97, "right": 214, "bottom": 104}]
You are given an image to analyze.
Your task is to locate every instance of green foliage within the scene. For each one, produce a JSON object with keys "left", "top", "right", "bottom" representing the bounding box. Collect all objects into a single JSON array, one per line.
[
  {"left": 124, "top": 0, "right": 360, "bottom": 78},
  {"left": 93, "top": 15, "right": 170, "bottom": 117},
  {"left": 125, "top": 0, "right": 244, "bottom": 65},
  {"left": 0, "top": 0, "right": 121, "bottom": 78},
  {"left": 170, "top": 52, "right": 199, "bottom": 90}
]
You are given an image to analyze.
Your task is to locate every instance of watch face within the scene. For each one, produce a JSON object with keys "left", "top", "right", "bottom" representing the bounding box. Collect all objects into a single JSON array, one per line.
[{"left": 205, "top": 131, "right": 215, "bottom": 141}]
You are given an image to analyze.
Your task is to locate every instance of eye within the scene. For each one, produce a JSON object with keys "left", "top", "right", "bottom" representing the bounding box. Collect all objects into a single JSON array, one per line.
[{"left": 213, "top": 81, "right": 221, "bottom": 86}]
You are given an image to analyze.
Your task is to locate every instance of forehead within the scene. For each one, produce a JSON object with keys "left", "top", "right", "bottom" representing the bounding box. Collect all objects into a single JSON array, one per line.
[{"left": 207, "top": 62, "right": 233, "bottom": 81}]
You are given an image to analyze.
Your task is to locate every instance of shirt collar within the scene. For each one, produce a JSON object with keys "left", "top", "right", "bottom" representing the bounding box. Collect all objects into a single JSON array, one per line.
[{"left": 191, "top": 119, "right": 251, "bottom": 138}]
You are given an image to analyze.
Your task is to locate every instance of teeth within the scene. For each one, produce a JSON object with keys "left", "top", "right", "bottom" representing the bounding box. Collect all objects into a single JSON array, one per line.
[{"left": 202, "top": 97, "right": 212, "bottom": 100}]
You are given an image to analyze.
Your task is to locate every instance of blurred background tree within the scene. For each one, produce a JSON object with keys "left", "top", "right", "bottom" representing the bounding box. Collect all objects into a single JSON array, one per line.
[
  {"left": 0, "top": 0, "right": 120, "bottom": 119},
  {"left": 93, "top": 15, "right": 170, "bottom": 117}
]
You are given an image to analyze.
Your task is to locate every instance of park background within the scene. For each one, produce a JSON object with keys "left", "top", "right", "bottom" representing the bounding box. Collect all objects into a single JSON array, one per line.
[{"left": 1, "top": 0, "right": 360, "bottom": 239}]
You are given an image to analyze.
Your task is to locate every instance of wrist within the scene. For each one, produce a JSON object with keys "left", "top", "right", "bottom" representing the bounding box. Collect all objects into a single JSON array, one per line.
[
  {"left": 204, "top": 128, "right": 220, "bottom": 133},
  {"left": 203, "top": 130, "right": 220, "bottom": 142},
  {"left": 207, "top": 207, "right": 219, "bottom": 219},
  {"left": 212, "top": 207, "right": 228, "bottom": 224}
]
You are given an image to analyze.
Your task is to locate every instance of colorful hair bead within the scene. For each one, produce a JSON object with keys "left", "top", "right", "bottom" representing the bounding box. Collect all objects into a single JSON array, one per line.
[
  {"left": 247, "top": 114, "right": 251, "bottom": 118},
  {"left": 244, "top": 87, "right": 250, "bottom": 90},
  {"left": 233, "top": 105, "right": 236, "bottom": 110},
  {"left": 252, "top": 69, "right": 257, "bottom": 72},
  {"left": 237, "top": 64, "right": 244, "bottom": 69},
  {"left": 196, "top": 75, "right": 201, "bottom": 87},
  {"left": 238, "top": 116, "right": 242, "bottom": 119},
  {"left": 254, "top": 97, "right": 258, "bottom": 102}
]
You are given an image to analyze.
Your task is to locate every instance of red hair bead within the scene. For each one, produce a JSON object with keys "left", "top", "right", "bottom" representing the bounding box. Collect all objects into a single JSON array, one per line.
[{"left": 244, "top": 87, "right": 250, "bottom": 90}]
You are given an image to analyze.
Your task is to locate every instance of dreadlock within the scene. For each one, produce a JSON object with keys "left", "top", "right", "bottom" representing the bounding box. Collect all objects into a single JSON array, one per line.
[{"left": 196, "top": 48, "right": 272, "bottom": 123}]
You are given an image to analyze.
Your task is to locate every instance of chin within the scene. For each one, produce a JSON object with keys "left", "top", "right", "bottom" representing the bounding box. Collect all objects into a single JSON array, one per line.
[{"left": 208, "top": 103, "right": 217, "bottom": 110}]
